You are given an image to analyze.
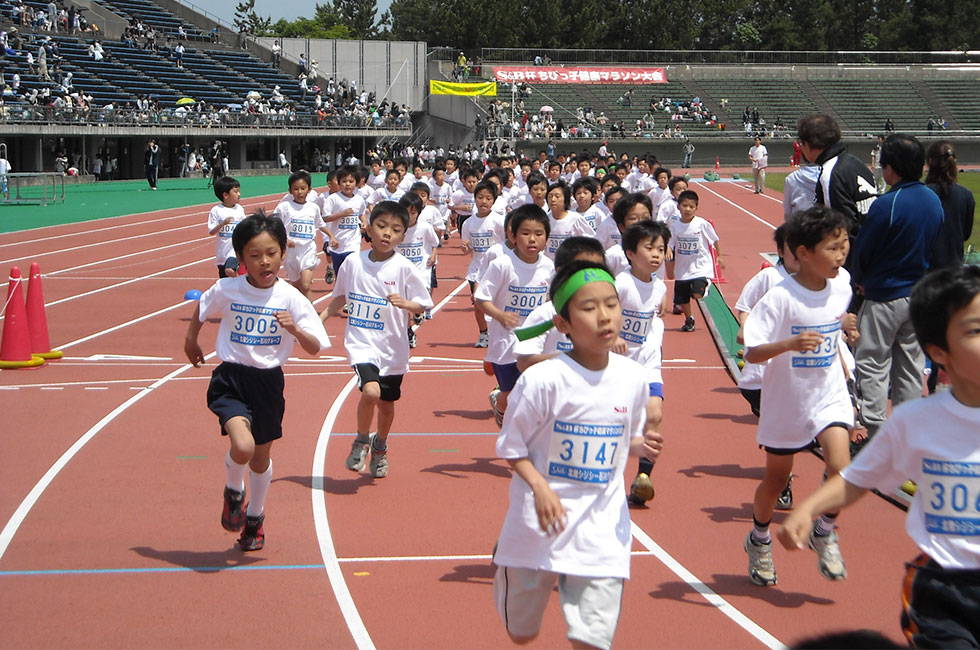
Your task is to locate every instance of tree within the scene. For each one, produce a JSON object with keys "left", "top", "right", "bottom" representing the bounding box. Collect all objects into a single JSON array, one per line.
[
  {"left": 234, "top": 0, "right": 271, "bottom": 35},
  {"left": 333, "top": 0, "right": 377, "bottom": 38}
]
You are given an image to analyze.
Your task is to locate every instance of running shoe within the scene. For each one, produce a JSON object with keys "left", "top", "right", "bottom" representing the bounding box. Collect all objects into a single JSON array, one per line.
[
  {"left": 672, "top": 304, "right": 683, "bottom": 315},
  {"left": 413, "top": 313, "right": 424, "bottom": 326},
  {"left": 475, "top": 331, "right": 489, "bottom": 348},
  {"left": 775, "top": 474, "right": 794, "bottom": 510},
  {"left": 808, "top": 529, "right": 847, "bottom": 580},
  {"left": 346, "top": 437, "right": 370, "bottom": 472},
  {"left": 324, "top": 266, "right": 335, "bottom": 284},
  {"left": 681, "top": 317, "right": 696, "bottom": 332},
  {"left": 629, "top": 473, "right": 655, "bottom": 504},
  {"left": 238, "top": 514, "right": 265, "bottom": 551},
  {"left": 489, "top": 388, "right": 504, "bottom": 427},
  {"left": 369, "top": 434, "right": 388, "bottom": 478},
  {"left": 744, "top": 532, "right": 777, "bottom": 586},
  {"left": 425, "top": 308, "right": 432, "bottom": 320},
  {"left": 221, "top": 487, "right": 246, "bottom": 532},
  {"left": 407, "top": 327, "right": 417, "bottom": 349}
]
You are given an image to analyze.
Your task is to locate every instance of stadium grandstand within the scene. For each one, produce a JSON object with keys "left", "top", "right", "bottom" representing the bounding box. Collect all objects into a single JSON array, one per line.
[{"left": 0, "top": 0, "right": 978, "bottom": 181}]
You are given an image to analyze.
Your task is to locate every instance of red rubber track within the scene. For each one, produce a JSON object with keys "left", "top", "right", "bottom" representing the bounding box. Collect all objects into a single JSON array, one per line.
[{"left": 0, "top": 182, "right": 916, "bottom": 648}]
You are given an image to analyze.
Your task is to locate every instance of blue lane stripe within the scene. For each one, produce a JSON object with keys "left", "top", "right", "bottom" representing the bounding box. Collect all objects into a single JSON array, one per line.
[{"left": 0, "top": 564, "right": 326, "bottom": 577}]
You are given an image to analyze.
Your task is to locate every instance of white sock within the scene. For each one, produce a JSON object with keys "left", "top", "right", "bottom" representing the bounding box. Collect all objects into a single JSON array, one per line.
[
  {"left": 225, "top": 451, "right": 247, "bottom": 493},
  {"left": 246, "top": 459, "right": 273, "bottom": 518}
]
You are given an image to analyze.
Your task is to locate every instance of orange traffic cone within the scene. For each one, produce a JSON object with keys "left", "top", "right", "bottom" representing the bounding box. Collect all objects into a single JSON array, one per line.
[
  {"left": 26, "top": 262, "right": 62, "bottom": 360},
  {"left": 0, "top": 266, "right": 44, "bottom": 368},
  {"left": 715, "top": 156, "right": 720, "bottom": 170}
]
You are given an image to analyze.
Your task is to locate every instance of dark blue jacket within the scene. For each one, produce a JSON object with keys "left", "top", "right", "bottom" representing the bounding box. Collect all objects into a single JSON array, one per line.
[{"left": 852, "top": 180, "right": 943, "bottom": 302}]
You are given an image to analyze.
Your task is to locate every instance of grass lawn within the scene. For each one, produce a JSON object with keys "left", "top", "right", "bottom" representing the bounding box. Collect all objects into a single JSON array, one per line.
[{"left": 765, "top": 171, "right": 979, "bottom": 255}]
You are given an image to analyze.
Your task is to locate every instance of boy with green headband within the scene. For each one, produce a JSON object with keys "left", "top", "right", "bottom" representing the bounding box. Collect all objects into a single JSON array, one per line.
[{"left": 494, "top": 260, "right": 663, "bottom": 650}]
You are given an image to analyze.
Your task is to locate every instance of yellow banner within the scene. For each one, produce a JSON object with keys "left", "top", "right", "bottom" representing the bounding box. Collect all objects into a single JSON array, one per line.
[{"left": 429, "top": 80, "right": 497, "bottom": 96}]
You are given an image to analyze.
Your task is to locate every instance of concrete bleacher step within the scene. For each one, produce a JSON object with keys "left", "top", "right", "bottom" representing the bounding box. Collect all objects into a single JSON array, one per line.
[
  {"left": 911, "top": 80, "right": 961, "bottom": 130},
  {"left": 797, "top": 80, "right": 842, "bottom": 126}
]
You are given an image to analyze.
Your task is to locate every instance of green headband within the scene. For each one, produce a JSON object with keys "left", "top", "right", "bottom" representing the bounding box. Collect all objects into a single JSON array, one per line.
[{"left": 515, "top": 267, "right": 616, "bottom": 341}]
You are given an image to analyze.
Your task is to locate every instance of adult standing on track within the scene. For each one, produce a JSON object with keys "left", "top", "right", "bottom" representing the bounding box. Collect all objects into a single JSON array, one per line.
[
  {"left": 851, "top": 134, "right": 943, "bottom": 443},
  {"left": 748, "top": 137, "right": 767, "bottom": 193},
  {"left": 925, "top": 140, "right": 975, "bottom": 270},
  {"left": 144, "top": 138, "right": 160, "bottom": 190}
]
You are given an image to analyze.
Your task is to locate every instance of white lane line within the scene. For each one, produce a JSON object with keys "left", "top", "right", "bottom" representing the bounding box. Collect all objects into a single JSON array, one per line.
[
  {"left": 44, "top": 237, "right": 213, "bottom": 276},
  {"left": 696, "top": 184, "right": 778, "bottom": 231},
  {"left": 337, "top": 551, "right": 657, "bottom": 563},
  {"left": 730, "top": 181, "right": 786, "bottom": 205},
  {"left": 310, "top": 280, "right": 469, "bottom": 650},
  {"left": 0, "top": 353, "right": 217, "bottom": 562},
  {"left": 57, "top": 301, "right": 195, "bottom": 350},
  {"left": 0, "top": 225, "right": 206, "bottom": 267},
  {"left": 630, "top": 523, "right": 782, "bottom": 649}
]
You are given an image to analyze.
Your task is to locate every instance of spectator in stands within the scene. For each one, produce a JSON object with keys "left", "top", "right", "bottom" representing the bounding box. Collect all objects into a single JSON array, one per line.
[
  {"left": 796, "top": 113, "right": 877, "bottom": 248},
  {"left": 299, "top": 74, "right": 308, "bottom": 103},
  {"left": 852, "top": 134, "right": 943, "bottom": 445},
  {"left": 174, "top": 41, "right": 185, "bottom": 68},
  {"left": 144, "top": 139, "right": 160, "bottom": 190},
  {"left": 88, "top": 40, "right": 104, "bottom": 62},
  {"left": 298, "top": 53, "right": 308, "bottom": 77},
  {"left": 883, "top": 117, "right": 894, "bottom": 133},
  {"left": 272, "top": 40, "right": 281, "bottom": 67},
  {"left": 238, "top": 23, "right": 247, "bottom": 49}
]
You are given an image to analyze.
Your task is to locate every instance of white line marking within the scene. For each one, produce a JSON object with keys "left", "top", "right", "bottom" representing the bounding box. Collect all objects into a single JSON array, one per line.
[
  {"left": 57, "top": 301, "right": 192, "bottom": 351},
  {"left": 0, "top": 227, "right": 208, "bottom": 268},
  {"left": 39, "top": 387, "right": 63, "bottom": 391},
  {"left": 82, "top": 354, "right": 173, "bottom": 361},
  {"left": 630, "top": 523, "right": 782, "bottom": 649},
  {"left": 0, "top": 353, "right": 217, "bottom": 562},
  {"left": 696, "top": 184, "right": 778, "bottom": 231},
  {"left": 44, "top": 236, "right": 212, "bottom": 276},
  {"left": 336, "top": 551, "right": 657, "bottom": 563},
  {"left": 663, "top": 358, "right": 697, "bottom": 363},
  {"left": 84, "top": 386, "right": 109, "bottom": 390},
  {"left": 310, "top": 280, "right": 469, "bottom": 650},
  {"left": 409, "top": 355, "right": 483, "bottom": 364}
]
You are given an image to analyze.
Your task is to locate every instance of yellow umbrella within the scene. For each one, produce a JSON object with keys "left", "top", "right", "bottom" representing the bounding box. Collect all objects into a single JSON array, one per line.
[{"left": 176, "top": 97, "right": 196, "bottom": 106}]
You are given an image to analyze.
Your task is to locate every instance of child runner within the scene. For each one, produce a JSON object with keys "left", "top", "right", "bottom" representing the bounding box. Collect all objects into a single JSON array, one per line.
[
  {"left": 545, "top": 182, "right": 594, "bottom": 261},
  {"left": 461, "top": 180, "right": 505, "bottom": 348},
  {"left": 368, "top": 169, "right": 404, "bottom": 211},
  {"left": 494, "top": 260, "right": 663, "bottom": 650},
  {"left": 647, "top": 166, "right": 672, "bottom": 215},
  {"left": 449, "top": 168, "right": 480, "bottom": 235},
  {"left": 319, "top": 166, "right": 365, "bottom": 285},
  {"left": 655, "top": 176, "right": 688, "bottom": 225},
  {"left": 605, "top": 193, "right": 655, "bottom": 277},
  {"left": 615, "top": 220, "right": 671, "bottom": 506},
  {"left": 571, "top": 176, "right": 604, "bottom": 232},
  {"left": 514, "top": 236, "right": 607, "bottom": 372},
  {"left": 741, "top": 205, "right": 855, "bottom": 586},
  {"left": 475, "top": 204, "right": 554, "bottom": 426},
  {"left": 184, "top": 212, "right": 331, "bottom": 551},
  {"left": 667, "top": 190, "right": 722, "bottom": 331},
  {"left": 595, "top": 185, "right": 627, "bottom": 250},
  {"left": 208, "top": 176, "right": 246, "bottom": 278},
  {"left": 272, "top": 170, "right": 332, "bottom": 301},
  {"left": 322, "top": 201, "right": 433, "bottom": 478},
  {"left": 396, "top": 191, "right": 439, "bottom": 347},
  {"left": 777, "top": 264, "right": 980, "bottom": 647},
  {"left": 427, "top": 162, "right": 453, "bottom": 231}
]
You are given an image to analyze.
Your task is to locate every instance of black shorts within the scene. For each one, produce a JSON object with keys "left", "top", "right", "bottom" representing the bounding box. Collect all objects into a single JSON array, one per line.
[
  {"left": 740, "top": 388, "right": 761, "bottom": 417},
  {"left": 673, "top": 278, "right": 709, "bottom": 305},
  {"left": 902, "top": 554, "right": 980, "bottom": 648},
  {"left": 217, "top": 256, "right": 239, "bottom": 278},
  {"left": 430, "top": 265, "right": 438, "bottom": 289},
  {"left": 206, "top": 362, "right": 285, "bottom": 445},
  {"left": 762, "top": 422, "right": 850, "bottom": 455},
  {"left": 353, "top": 363, "right": 404, "bottom": 402}
]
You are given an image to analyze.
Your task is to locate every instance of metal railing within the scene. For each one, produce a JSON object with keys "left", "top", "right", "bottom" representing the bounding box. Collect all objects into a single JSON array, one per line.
[
  {"left": 0, "top": 172, "right": 66, "bottom": 205},
  {"left": 0, "top": 105, "right": 413, "bottom": 130},
  {"left": 431, "top": 47, "right": 980, "bottom": 66}
]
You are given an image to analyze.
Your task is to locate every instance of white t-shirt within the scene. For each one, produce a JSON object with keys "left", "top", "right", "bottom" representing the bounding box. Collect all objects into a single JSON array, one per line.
[
  {"left": 273, "top": 199, "right": 325, "bottom": 260},
  {"left": 334, "top": 250, "right": 433, "bottom": 376},
  {"left": 0, "top": 158, "right": 11, "bottom": 175},
  {"left": 461, "top": 212, "right": 505, "bottom": 281},
  {"left": 369, "top": 186, "right": 404, "bottom": 206},
  {"left": 396, "top": 172, "right": 417, "bottom": 193},
  {"left": 419, "top": 204, "right": 446, "bottom": 233},
  {"left": 320, "top": 192, "right": 367, "bottom": 254},
  {"left": 743, "top": 271, "right": 854, "bottom": 448},
  {"left": 615, "top": 271, "right": 667, "bottom": 385},
  {"left": 595, "top": 217, "right": 621, "bottom": 250},
  {"left": 396, "top": 220, "right": 440, "bottom": 275},
  {"left": 450, "top": 188, "right": 475, "bottom": 218},
  {"left": 366, "top": 171, "right": 385, "bottom": 189},
  {"left": 279, "top": 188, "right": 319, "bottom": 205},
  {"left": 208, "top": 203, "right": 246, "bottom": 265},
  {"left": 508, "top": 187, "right": 531, "bottom": 213},
  {"left": 494, "top": 353, "right": 647, "bottom": 578},
  {"left": 783, "top": 165, "right": 820, "bottom": 220},
  {"left": 669, "top": 216, "right": 718, "bottom": 281},
  {"left": 735, "top": 265, "right": 790, "bottom": 390},
  {"left": 513, "top": 301, "right": 572, "bottom": 357},
  {"left": 648, "top": 186, "right": 671, "bottom": 214},
  {"left": 578, "top": 204, "right": 604, "bottom": 232},
  {"left": 656, "top": 199, "right": 680, "bottom": 225},
  {"left": 473, "top": 252, "right": 555, "bottom": 364},
  {"left": 749, "top": 144, "right": 769, "bottom": 169},
  {"left": 546, "top": 212, "right": 595, "bottom": 260},
  {"left": 427, "top": 180, "right": 453, "bottom": 220},
  {"left": 841, "top": 390, "right": 980, "bottom": 570},
  {"left": 197, "top": 276, "right": 330, "bottom": 369}
]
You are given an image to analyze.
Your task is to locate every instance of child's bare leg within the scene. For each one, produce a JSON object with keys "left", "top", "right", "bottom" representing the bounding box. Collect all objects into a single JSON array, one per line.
[
  {"left": 473, "top": 301, "right": 486, "bottom": 331},
  {"left": 295, "top": 268, "right": 314, "bottom": 301},
  {"left": 356, "top": 382, "right": 382, "bottom": 436},
  {"left": 376, "top": 400, "right": 395, "bottom": 445},
  {"left": 638, "top": 396, "right": 663, "bottom": 474},
  {"left": 813, "top": 425, "right": 851, "bottom": 525},
  {"left": 496, "top": 390, "right": 510, "bottom": 414},
  {"left": 681, "top": 302, "right": 692, "bottom": 319},
  {"left": 753, "top": 452, "right": 794, "bottom": 533},
  {"left": 224, "top": 416, "right": 255, "bottom": 466}
]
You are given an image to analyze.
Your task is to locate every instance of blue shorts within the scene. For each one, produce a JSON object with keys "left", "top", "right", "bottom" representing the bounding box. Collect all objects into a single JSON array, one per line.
[
  {"left": 491, "top": 362, "right": 521, "bottom": 392},
  {"left": 217, "top": 256, "right": 239, "bottom": 278},
  {"left": 649, "top": 382, "right": 664, "bottom": 399},
  {"left": 329, "top": 250, "right": 353, "bottom": 274}
]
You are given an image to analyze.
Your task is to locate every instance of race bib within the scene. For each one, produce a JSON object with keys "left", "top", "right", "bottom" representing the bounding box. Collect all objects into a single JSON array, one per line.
[
  {"left": 471, "top": 231, "right": 492, "bottom": 253},
  {"left": 348, "top": 291, "right": 387, "bottom": 331},
  {"left": 676, "top": 236, "right": 699, "bottom": 256},
  {"left": 218, "top": 222, "right": 237, "bottom": 238},
  {"left": 338, "top": 214, "right": 362, "bottom": 230},
  {"left": 547, "top": 420, "right": 624, "bottom": 484},
  {"left": 547, "top": 234, "right": 569, "bottom": 256},
  {"left": 790, "top": 322, "right": 840, "bottom": 368},
  {"left": 289, "top": 218, "right": 315, "bottom": 240},
  {"left": 505, "top": 285, "right": 548, "bottom": 317},
  {"left": 398, "top": 242, "right": 424, "bottom": 265},
  {"left": 923, "top": 459, "right": 980, "bottom": 536},
  {"left": 620, "top": 309, "right": 654, "bottom": 345},
  {"left": 229, "top": 303, "right": 282, "bottom": 345}
]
